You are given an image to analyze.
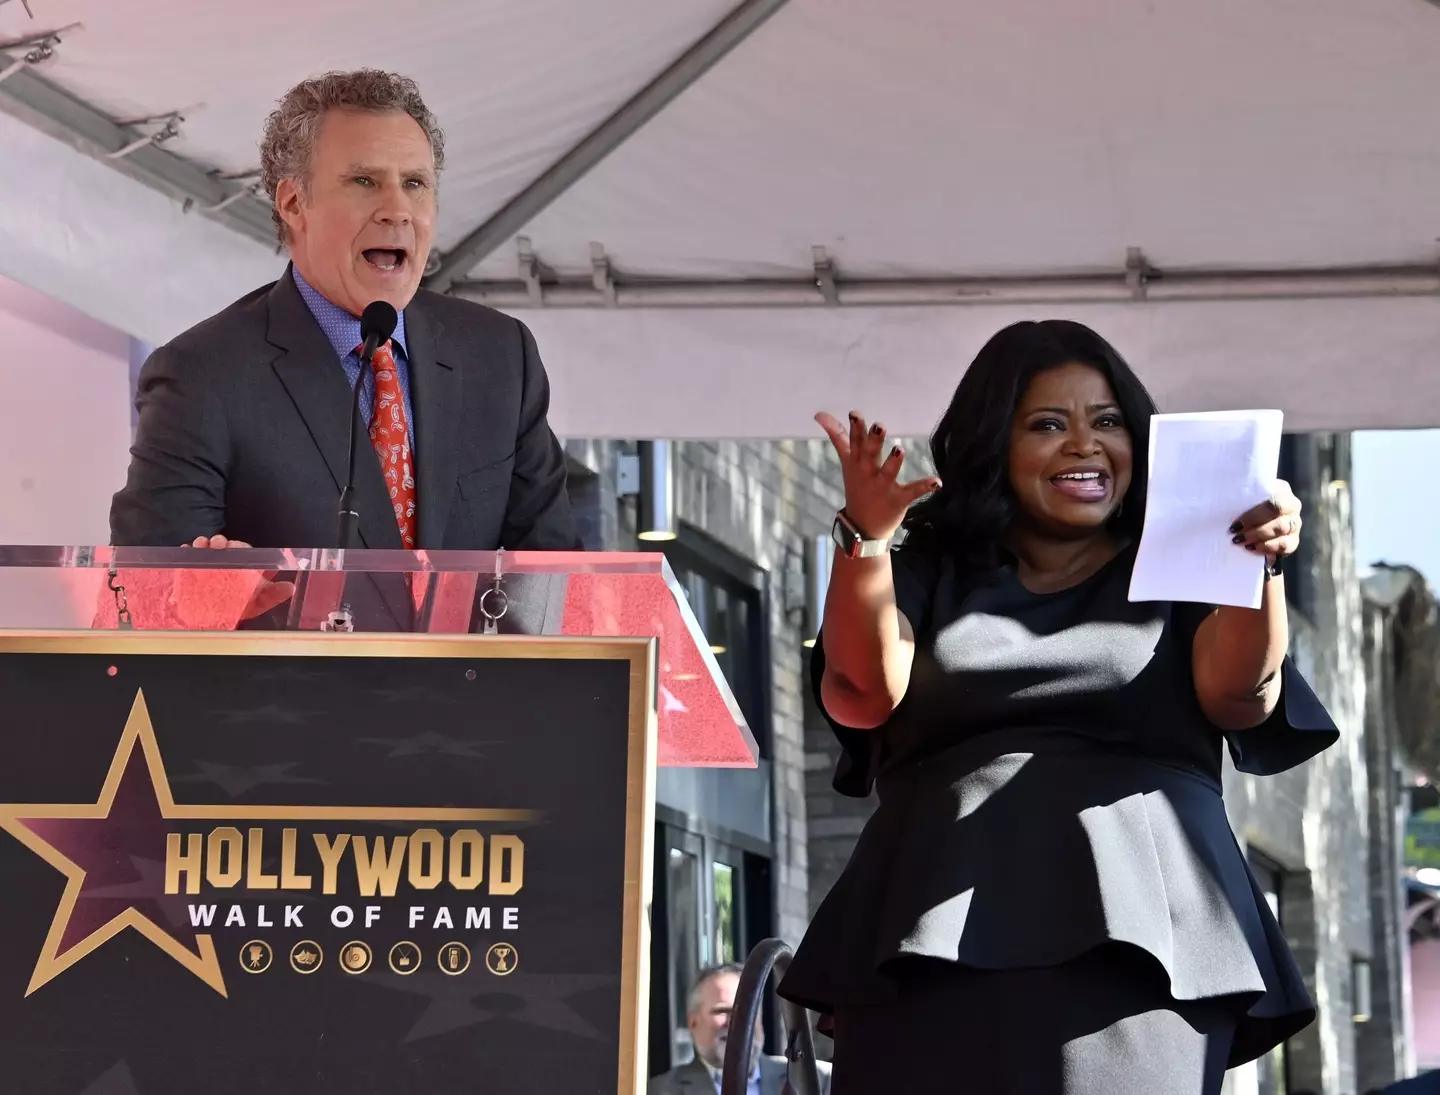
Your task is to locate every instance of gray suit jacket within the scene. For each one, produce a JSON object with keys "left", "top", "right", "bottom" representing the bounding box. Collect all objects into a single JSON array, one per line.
[
  {"left": 110, "top": 268, "right": 578, "bottom": 553},
  {"left": 648, "top": 1056, "right": 832, "bottom": 1095}
]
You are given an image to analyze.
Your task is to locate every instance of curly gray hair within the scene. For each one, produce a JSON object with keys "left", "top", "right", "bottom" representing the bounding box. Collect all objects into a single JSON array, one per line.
[{"left": 259, "top": 69, "right": 446, "bottom": 244}]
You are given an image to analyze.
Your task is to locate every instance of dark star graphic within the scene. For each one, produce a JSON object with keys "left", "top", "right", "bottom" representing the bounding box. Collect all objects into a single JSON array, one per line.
[
  {"left": 172, "top": 760, "right": 324, "bottom": 798},
  {"left": 81, "top": 855, "right": 197, "bottom": 931},
  {"left": 361, "top": 731, "right": 495, "bottom": 759},
  {"left": 246, "top": 666, "right": 323, "bottom": 683},
  {"left": 359, "top": 970, "right": 616, "bottom": 1043},
  {"left": 366, "top": 683, "right": 457, "bottom": 705},
  {"left": 0, "top": 693, "right": 225, "bottom": 996},
  {"left": 209, "top": 703, "right": 313, "bottom": 726},
  {"left": 80, "top": 1059, "right": 140, "bottom": 1095}
]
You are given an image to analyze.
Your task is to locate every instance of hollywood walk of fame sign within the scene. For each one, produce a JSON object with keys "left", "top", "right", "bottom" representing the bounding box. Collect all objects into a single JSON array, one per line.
[{"left": 0, "top": 632, "right": 655, "bottom": 1095}]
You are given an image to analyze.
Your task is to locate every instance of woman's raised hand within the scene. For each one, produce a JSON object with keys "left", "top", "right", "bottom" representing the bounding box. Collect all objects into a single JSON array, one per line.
[{"left": 816, "top": 411, "right": 942, "bottom": 541}]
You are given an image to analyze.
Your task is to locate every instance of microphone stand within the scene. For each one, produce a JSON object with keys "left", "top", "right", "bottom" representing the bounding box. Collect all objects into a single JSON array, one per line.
[
  {"left": 315, "top": 333, "right": 381, "bottom": 633},
  {"left": 336, "top": 333, "right": 380, "bottom": 550}
]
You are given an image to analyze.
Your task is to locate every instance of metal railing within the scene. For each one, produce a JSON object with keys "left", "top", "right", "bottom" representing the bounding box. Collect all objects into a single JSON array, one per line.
[{"left": 720, "top": 938, "right": 823, "bottom": 1095}]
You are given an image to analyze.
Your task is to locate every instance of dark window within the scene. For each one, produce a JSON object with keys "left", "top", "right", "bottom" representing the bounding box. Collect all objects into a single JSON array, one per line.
[
  {"left": 647, "top": 827, "right": 675, "bottom": 1079},
  {"left": 1277, "top": 434, "right": 1318, "bottom": 620},
  {"left": 661, "top": 529, "right": 772, "bottom": 758},
  {"left": 742, "top": 852, "right": 774, "bottom": 960},
  {"left": 743, "top": 851, "right": 779, "bottom": 1055}
]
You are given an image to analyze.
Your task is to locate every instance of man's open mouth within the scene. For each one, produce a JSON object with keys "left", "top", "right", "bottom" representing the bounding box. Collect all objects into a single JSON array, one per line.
[{"left": 362, "top": 248, "right": 408, "bottom": 272}]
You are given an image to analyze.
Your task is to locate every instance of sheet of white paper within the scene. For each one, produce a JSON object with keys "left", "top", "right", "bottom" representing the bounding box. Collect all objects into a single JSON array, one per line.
[{"left": 1128, "top": 410, "right": 1284, "bottom": 610}]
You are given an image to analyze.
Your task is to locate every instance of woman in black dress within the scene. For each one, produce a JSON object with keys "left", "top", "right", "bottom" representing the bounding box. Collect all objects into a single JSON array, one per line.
[{"left": 778, "top": 320, "right": 1338, "bottom": 1094}]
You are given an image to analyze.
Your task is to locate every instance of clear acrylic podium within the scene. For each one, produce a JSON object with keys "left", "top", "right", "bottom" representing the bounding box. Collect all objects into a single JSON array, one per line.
[
  {"left": 0, "top": 547, "right": 754, "bottom": 1095},
  {"left": 0, "top": 545, "right": 758, "bottom": 768}
]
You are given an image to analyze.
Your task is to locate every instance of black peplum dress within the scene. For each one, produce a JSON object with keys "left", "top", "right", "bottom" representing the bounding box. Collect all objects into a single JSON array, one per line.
[{"left": 778, "top": 542, "right": 1339, "bottom": 1084}]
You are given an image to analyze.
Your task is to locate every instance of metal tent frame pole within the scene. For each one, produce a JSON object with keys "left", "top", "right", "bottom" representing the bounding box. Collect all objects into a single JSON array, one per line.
[
  {"left": 450, "top": 262, "right": 1440, "bottom": 310},
  {"left": 0, "top": 39, "right": 276, "bottom": 249},
  {"left": 423, "top": 0, "right": 795, "bottom": 293}
]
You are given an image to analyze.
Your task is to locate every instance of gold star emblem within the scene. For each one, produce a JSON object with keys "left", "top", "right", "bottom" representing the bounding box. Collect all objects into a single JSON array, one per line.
[{"left": 0, "top": 691, "right": 227, "bottom": 996}]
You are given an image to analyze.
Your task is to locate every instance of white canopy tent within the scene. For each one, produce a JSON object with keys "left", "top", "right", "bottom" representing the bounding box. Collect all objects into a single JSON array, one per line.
[{"left": 1, "top": 0, "right": 1437, "bottom": 437}]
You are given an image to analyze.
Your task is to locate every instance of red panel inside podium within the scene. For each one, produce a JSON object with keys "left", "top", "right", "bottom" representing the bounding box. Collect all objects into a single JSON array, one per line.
[{"left": 558, "top": 571, "right": 753, "bottom": 767}]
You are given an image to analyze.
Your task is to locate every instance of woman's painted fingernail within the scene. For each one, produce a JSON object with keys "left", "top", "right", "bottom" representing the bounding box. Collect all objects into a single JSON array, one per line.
[
  {"left": 1231, "top": 533, "right": 1245, "bottom": 544},
  {"left": 870, "top": 424, "right": 883, "bottom": 435},
  {"left": 1228, "top": 521, "right": 1242, "bottom": 534},
  {"left": 1245, "top": 544, "right": 1257, "bottom": 552}
]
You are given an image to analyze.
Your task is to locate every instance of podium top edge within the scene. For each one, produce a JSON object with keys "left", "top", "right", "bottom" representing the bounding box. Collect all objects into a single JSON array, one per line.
[
  {"left": 0, "top": 631, "right": 658, "bottom": 659},
  {"left": 0, "top": 547, "right": 671, "bottom": 574}
]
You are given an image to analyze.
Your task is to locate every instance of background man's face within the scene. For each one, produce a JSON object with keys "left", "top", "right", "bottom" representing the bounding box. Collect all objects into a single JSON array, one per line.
[
  {"left": 688, "top": 971, "right": 762, "bottom": 1070},
  {"left": 277, "top": 107, "right": 437, "bottom": 317}
]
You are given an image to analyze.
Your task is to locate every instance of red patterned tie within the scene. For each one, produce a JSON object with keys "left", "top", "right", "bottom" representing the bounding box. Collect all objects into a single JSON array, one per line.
[{"left": 363, "top": 341, "right": 417, "bottom": 549}]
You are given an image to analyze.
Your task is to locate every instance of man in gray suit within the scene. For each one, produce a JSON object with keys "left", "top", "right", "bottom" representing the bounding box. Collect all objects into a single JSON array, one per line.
[
  {"left": 111, "top": 69, "right": 577, "bottom": 557},
  {"left": 650, "top": 965, "right": 832, "bottom": 1095}
]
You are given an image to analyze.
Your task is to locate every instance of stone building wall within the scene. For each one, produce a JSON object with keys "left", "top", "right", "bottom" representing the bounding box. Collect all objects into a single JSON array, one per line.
[{"left": 1355, "top": 567, "right": 1422, "bottom": 1089}]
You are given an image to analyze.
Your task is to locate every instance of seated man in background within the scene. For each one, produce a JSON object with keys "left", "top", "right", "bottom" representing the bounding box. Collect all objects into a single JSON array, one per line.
[{"left": 650, "top": 965, "right": 832, "bottom": 1095}]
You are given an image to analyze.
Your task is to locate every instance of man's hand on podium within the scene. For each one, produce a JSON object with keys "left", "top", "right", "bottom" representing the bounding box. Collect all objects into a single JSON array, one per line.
[{"left": 182, "top": 535, "right": 296, "bottom": 622}]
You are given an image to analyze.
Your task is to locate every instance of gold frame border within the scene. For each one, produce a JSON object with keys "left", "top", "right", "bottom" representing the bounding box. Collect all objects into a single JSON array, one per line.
[
  {"left": 0, "top": 630, "right": 656, "bottom": 1095},
  {"left": 619, "top": 638, "right": 657, "bottom": 1095}
]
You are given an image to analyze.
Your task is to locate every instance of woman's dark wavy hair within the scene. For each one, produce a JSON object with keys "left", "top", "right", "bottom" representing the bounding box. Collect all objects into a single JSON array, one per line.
[{"left": 901, "top": 319, "right": 1158, "bottom": 570}]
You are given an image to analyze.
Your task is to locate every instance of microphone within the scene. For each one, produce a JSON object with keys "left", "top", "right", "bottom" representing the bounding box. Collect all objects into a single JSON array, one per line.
[{"left": 336, "top": 300, "right": 399, "bottom": 549}]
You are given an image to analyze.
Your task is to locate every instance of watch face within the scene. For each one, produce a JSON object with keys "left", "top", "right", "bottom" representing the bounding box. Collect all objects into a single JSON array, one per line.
[{"left": 831, "top": 514, "right": 861, "bottom": 557}]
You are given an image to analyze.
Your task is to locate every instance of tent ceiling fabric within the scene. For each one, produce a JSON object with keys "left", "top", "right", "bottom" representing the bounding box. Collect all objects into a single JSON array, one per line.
[
  {"left": 5, "top": 0, "right": 739, "bottom": 253},
  {"left": 0, "top": 0, "right": 1437, "bottom": 437},
  {"left": 463, "top": 0, "right": 1440, "bottom": 281}
]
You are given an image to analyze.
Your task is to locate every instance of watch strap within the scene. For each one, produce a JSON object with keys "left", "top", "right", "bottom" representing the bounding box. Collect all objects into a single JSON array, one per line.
[{"left": 853, "top": 535, "right": 890, "bottom": 559}]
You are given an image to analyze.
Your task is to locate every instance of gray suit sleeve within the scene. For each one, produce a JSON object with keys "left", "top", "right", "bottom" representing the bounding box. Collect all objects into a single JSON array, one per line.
[
  {"left": 499, "top": 318, "right": 582, "bottom": 550},
  {"left": 109, "top": 342, "right": 229, "bottom": 547}
]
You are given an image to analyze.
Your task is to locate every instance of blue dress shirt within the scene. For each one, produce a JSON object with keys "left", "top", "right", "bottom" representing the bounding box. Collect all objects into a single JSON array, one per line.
[{"left": 291, "top": 267, "right": 417, "bottom": 453}]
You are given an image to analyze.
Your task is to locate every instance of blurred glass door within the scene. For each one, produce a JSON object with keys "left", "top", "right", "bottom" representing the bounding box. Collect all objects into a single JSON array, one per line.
[{"left": 665, "top": 829, "right": 704, "bottom": 1065}]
